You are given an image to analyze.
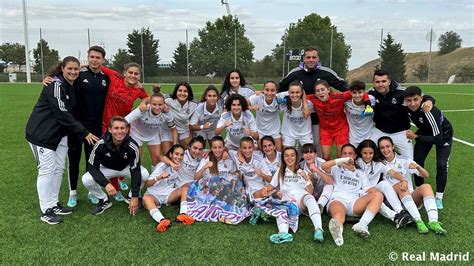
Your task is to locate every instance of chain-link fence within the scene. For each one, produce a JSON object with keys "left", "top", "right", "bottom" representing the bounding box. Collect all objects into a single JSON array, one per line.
[{"left": 1, "top": 27, "right": 473, "bottom": 83}]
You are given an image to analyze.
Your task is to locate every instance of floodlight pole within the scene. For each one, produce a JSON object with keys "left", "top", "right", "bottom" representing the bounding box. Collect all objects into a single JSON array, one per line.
[
  {"left": 140, "top": 29, "right": 145, "bottom": 83},
  {"left": 186, "top": 29, "right": 190, "bottom": 83},
  {"left": 22, "top": 0, "right": 31, "bottom": 83},
  {"left": 234, "top": 28, "right": 237, "bottom": 69},
  {"left": 329, "top": 27, "right": 333, "bottom": 68},
  {"left": 282, "top": 38, "right": 286, "bottom": 78},
  {"left": 379, "top": 28, "right": 383, "bottom": 66},
  {"left": 39, "top": 28, "right": 44, "bottom": 78},
  {"left": 87, "top": 29, "right": 91, "bottom": 48},
  {"left": 428, "top": 28, "right": 433, "bottom": 84}
]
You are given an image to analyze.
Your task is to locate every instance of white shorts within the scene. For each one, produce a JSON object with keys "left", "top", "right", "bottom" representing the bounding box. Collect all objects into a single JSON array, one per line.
[
  {"left": 178, "top": 131, "right": 190, "bottom": 140},
  {"left": 145, "top": 188, "right": 175, "bottom": 206},
  {"left": 160, "top": 128, "right": 173, "bottom": 142},
  {"left": 195, "top": 129, "right": 215, "bottom": 140},
  {"left": 282, "top": 134, "right": 313, "bottom": 147},
  {"left": 258, "top": 131, "right": 281, "bottom": 140},
  {"left": 130, "top": 131, "right": 161, "bottom": 146},
  {"left": 370, "top": 128, "right": 413, "bottom": 160},
  {"left": 328, "top": 192, "right": 359, "bottom": 217}
]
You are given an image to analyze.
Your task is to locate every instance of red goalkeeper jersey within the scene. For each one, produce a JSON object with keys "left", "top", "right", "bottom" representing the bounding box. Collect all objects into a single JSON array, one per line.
[
  {"left": 307, "top": 91, "right": 367, "bottom": 132},
  {"left": 101, "top": 66, "right": 148, "bottom": 133}
]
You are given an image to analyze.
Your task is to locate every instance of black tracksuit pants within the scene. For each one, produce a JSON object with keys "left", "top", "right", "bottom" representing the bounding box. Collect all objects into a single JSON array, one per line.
[{"left": 413, "top": 140, "right": 452, "bottom": 193}]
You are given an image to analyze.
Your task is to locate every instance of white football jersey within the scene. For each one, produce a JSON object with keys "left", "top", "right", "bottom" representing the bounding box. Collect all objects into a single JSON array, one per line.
[
  {"left": 280, "top": 100, "right": 314, "bottom": 138},
  {"left": 383, "top": 155, "right": 418, "bottom": 192},
  {"left": 356, "top": 158, "right": 390, "bottom": 186},
  {"left": 263, "top": 151, "right": 281, "bottom": 177},
  {"left": 248, "top": 94, "right": 281, "bottom": 136},
  {"left": 189, "top": 102, "right": 223, "bottom": 133},
  {"left": 196, "top": 157, "right": 237, "bottom": 182},
  {"left": 229, "top": 150, "right": 271, "bottom": 192},
  {"left": 125, "top": 107, "right": 175, "bottom": 142},
  {"left": 330, "top": 165, "right": 372, "bottom": 195},
  {"left": 165, "top": 98, "right": 198, "bottom": 134},
  {"left": 270, "top": 167, "right": 309, "bottom": 195},
  {"left": 176, "top": 149, "right": 202, "bottom": 187},
  {"left": 344, "top": 95, "right": 375, "bottom": 147},
  {"left": 146, "top": 162, "right": 179, "bottom": 196},
  {"left": 220, "top": 86, "right": 255, "bottom": 105},
  {"left": 300, "top": 157, "right": 327, "bottom": 191},
  {"left": 216, "top": 110, "right": 257, "bottom": 150}
]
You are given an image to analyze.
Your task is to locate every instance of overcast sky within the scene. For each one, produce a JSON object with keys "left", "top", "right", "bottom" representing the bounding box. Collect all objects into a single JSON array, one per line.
[{"left": 1, "top": 0, "right": 473, "bottom": 69}]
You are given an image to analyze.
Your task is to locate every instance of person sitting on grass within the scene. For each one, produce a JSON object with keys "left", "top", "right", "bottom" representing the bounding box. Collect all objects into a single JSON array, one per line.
[
  {"left": 143, "top": 144, "right": 195, "bottom": 233},
  {"left": 378, "top": 136, "right": 446, "bottom": 235},
  {"left": 321, "top": 144, "right": 384, "bottom": 247},
  {"left": 258, "top": 147, "right": 324, "bottom": 244}
]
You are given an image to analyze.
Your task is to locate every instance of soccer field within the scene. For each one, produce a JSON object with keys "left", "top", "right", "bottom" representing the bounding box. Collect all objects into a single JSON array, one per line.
[{"left": 0, "top": 83, "right": 473, "bottom": 264}]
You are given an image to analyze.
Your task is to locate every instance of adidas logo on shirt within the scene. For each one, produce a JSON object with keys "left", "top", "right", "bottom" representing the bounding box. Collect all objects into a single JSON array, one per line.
[
  {"left": 83, "top": 79, "right": 89, "bottom": 83},
  {"left": 105, "top": 153, "right": 111, "bottom": 157}
]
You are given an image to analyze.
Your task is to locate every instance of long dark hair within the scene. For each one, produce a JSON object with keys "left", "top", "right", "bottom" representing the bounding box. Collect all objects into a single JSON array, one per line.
[
  {"left": 47, "top": 56, "right": 80, "bottom": 78},
  {"left": 356, "top": 139, "right": 383, "bottom": 162},
  {"left": 209, "top": 136, "right": 225, "bottom": 176},
  {"left": 171, "top": 81, "right": 194, "bottom": 101},
  {"left": 200, "top": 85, "right": 219, "bottom": 103},
  {"left": 260, "top": 135, "right": 276, "bottom": 158},
  {"left": 278, "top": 146, "right": 299, "bottom": 185},
  {"left": 222, "top": 69, "right": 246, "bottom": 95},
  {"left": 166, "top": 144, "right": 185, "bottom": 160}
]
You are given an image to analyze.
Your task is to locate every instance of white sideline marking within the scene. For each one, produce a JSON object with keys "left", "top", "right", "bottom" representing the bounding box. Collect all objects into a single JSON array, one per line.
[
  {"left": 410, "top": 123, "right": 474, "bottom": 148},
  {"left": 428, "top": 92, "right": 474, "bottom": 96},
  {"left": 443, "top": 109, "right": 474, "bottom": 112}
]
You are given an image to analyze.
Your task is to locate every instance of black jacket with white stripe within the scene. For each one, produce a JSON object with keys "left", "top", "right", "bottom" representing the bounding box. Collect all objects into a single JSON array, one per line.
[
  {"left": 25, "top": 76, "right": 89, "bottom": 150},
  {"left": 87, "top": 133, "right": 142, "bottom": 197},
  {"left": 407, "top": 106, "right": 453, "bottom": 145}
]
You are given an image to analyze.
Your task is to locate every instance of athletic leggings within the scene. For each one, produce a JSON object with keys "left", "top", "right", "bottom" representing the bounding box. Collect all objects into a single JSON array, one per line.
[{"left": 413, "top": 140, "right": 452, "bottom": 193}]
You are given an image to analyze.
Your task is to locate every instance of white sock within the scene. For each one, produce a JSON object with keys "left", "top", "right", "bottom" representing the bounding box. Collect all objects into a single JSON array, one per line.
[
  {"left": 359, "top": 210, "right": 376, "bottom": 227},
  {"left": 276, "top": 216, "right": 289, "bottom": 233},
  {"left": 423, "top": 196, "right": 438, "bottom": 222},
  {"left": 379, "top": 203, "right": 396, "bottom": 221},
  {"left": 304, "top": 195, "right": 322, "bottom": 230},
  {"left": 150, "top": 208, "right": 164, "bottom": 223},
  {"left": 180, "top": 200, "right": 188, "bottom": 214},
  {"left": 70, "top": 190, "right": 77, "bottom": 197},
  {"left": 318, "top": 184, "right": 333, "bottom": 207},
  {"left": 435, "top": 192, "right": 443, "bottom": 200},
  {"left": 377, "top": 181, "right": 403, "bottom": 213},
  {"left": 401, "top": 195, "right": 421, "bottom": 221}
]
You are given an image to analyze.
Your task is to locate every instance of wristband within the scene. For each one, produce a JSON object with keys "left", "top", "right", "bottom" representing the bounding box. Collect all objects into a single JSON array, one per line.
[
  {"left": 335, "top": 158, "right": 350, "bottom": 166},
  {"left": 200, "top": 125, "right": 204, "bottom": 130}
]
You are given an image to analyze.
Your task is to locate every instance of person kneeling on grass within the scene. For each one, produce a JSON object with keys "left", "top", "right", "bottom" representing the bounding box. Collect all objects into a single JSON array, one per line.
[
  {"left": 321, "top": 144, "right": 384, "bottom": 247},
  {"left": 258, "top": 147, "right": 325, "bottom": 244},
  {"left": 143, "top": 144, "right": 195, "bottom": 233},
  {"left": 81, "top": 116, "right": 149, "bottom": 216}
]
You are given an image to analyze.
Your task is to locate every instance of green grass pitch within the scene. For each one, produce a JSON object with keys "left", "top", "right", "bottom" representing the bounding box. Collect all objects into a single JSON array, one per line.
[{"left": 0, "top": 83, "right": 472, "bottom": 264}]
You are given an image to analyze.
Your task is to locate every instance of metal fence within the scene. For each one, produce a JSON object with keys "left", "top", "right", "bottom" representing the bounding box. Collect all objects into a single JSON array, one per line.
[{"left": 1, "top": 27, "right": 473, "bottom": 84}]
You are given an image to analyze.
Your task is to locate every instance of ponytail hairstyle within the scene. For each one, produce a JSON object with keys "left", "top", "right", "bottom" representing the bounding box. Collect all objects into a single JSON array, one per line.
[
  {"left": 47, "top": 56, "right": 80, "bottom": 78},
  {"left": 278, "top": 146, "right": 299, "bottom": 185},
  {"left": 189, "top": 135, "right": 206, "bottom": 149},
  {"left": 260, "top": 135, "right": 276, "bottom": 158},
  {"left": 166, "top": 144, "right": 185, "bottom": 160},
  {"left": 356, "top": 139, "right": 383, "bottom": 163},
  {"left": 286, "top": 81, "right": 304, "bottom": 114},
  {"left": 200, "top": 85, "right": 220, "bottom": 102},
  {"left": 209, "top": 136, "right": 225, "bottom": 176},
  {"left": 150, "top": 84, "right": 164, "bottom": 101},
  {"left": 340, "top": 143, "right": 359, "bottom": 169}
]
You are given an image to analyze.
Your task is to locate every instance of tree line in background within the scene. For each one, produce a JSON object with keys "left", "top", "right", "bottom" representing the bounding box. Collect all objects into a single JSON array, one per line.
[{"left": 0, "top": 14, "right": 469, "bottom": 82}]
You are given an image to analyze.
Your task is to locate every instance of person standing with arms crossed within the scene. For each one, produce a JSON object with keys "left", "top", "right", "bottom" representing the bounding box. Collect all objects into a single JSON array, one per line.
[{"left": 279, "top": 47, "right": 349, "bottom": 154}]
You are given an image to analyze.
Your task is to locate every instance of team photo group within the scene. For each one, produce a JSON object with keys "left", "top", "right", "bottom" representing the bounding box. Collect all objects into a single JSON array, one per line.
[{"left": 25, "top": 44, "right": 453, "bottom": 246}]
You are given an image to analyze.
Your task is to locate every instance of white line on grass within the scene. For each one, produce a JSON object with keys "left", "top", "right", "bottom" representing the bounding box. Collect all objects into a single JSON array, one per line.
[
  {"left": 427, "top": 92, "right": 474, "bottom": 96},
  {"left": 411, "top": 123, "right": 474, "bottom": 148},
  {"left": 443, "top": 109, "right": 474, "bottom": 112}
]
